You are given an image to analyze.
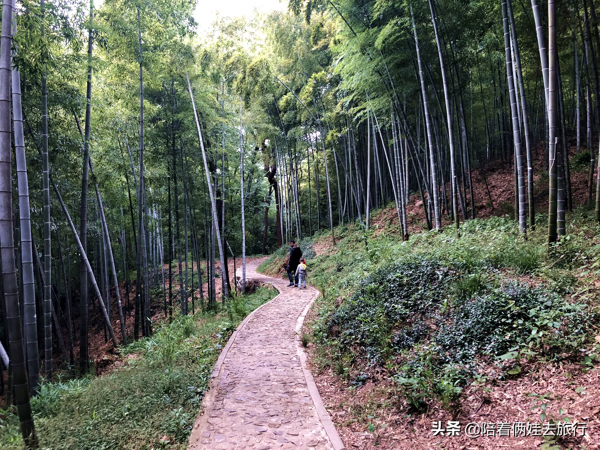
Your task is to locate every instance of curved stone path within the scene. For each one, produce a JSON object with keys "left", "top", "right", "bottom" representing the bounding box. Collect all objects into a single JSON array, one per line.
[{"left": 188, "top": 258, "right": 344, "bottom": 450}]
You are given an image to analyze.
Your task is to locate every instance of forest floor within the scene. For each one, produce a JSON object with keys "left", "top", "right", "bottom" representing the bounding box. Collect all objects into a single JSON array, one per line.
[
  {"left": 258, "top": 150, "right": 600, "bottom": 449},
  {"left": 373, "top": 142, "right": 593, "bottom": 238}
]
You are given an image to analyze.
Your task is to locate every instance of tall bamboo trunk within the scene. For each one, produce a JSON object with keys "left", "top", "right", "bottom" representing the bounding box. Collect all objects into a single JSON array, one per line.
[
  {"left": 548, "top": 0, "right": 558, "bottom": 245},
  {"left": 220, "top": 84, "right": 231, "bottom": 294},
  {"left": 52, "top": 177, "right": 116, "bottom": 346},
  {"left": 0, "top": 0, "right": 37, "bottom": 443},
  {"left": 39, "top": 0, "right": 53, "bottom": 382},
  {"left": 56, "top": 228, "right": 75, "bottom": 369},
  {"left": 168, "top": 173, "right": 173, "bottom": 318},
  {"left": 412, "top": 9, "right": 440, "bottom": 230},
  {"left": 91, "top": 161, "right": 127, "bottom": 343},
  {"left": 318, "top": 125, "right": 336, "bottom": 245},
  {"left": 136, "top": 6, "right": 151, "bottom": 335},
  {"left": 79, "top": 1, "right": 94, "bottom": 372},
  {"left": 502, "top": 0, "right": 527, "bottom": 235},
  {"left": 595, "top": 133, "right": 600, "bottom": 221},
  {"left": 508, "top": 0, "right": 534, "bottom": 229},
  {"left": 181, "top": 146, "right": 189, "bottom": 315},
  {"left": 12, "top": 18, "right": 39, "bottom": 391},
  {"left": 174, "top": 132, "right": 183, "bottom": 314},
  {"left": 575, "top": 31, "right": 581, "bottom": 154},
  {"left": 429, "top": 0, "right": 459, "bottom": 232},
  {"left": 240, "top": 103, "right": 246, "bottom": 293},
  {"left": 187, "top": 74, "right": 229, "bottom": 300},
  {"left": 365, "top": 114, "right": 371, "bottom": 230},
  {"left": 157, "top": 211, "right": 166, "bottom": 317}
]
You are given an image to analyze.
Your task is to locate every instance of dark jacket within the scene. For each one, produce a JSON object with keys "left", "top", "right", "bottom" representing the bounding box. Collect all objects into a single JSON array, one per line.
[{"left": 288, "top": 246, "right": 303, "bottom": 271}]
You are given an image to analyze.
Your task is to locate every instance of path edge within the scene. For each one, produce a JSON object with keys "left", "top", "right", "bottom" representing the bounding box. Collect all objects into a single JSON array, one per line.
[
  {"left": 296, "top": 291, "right": 346, "bottom": 450},
  {"left": 188, "top": 280, "right": 282, "bottom": 448}
]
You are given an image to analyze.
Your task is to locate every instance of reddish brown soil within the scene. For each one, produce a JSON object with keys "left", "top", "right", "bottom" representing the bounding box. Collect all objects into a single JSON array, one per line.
[
  {"left": 309, "top": 353, "right": 600, "bottom": 449},
  {"left": 372, "top": 142, "right": 593, "bottom": 238}
]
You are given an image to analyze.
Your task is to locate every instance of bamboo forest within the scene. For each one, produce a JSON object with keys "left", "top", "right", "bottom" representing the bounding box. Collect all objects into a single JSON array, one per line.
[{"left": 3, "top": 0, "right": 600, "bottom": 447}]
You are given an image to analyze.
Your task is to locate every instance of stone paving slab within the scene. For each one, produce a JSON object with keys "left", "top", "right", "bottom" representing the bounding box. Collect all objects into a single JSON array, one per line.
[{"left": 189, "top": 258, "right": 343, "bottom": 450}]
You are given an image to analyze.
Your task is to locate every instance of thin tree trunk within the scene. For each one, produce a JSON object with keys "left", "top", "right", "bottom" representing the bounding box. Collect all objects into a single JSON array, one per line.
[
  {"left": 575, "top": 31, "right": 581, "bottom": 154},
  {"left": 79, "top": 1, "right": 94, "bottom": 373},
  {"left": 240, "top": 103, "right": 246, "bottom": 293},
  {"left": 412, "top": 8, "right": 441, "bottom": 230},
  {"left": 548, "top": 0, "right": 558, "bottom": 245},
  {"left": 263, "top": 186, "right": 271, "bottom": 254},
  {"left": 38, "top": 0, "right": 54, "bottom": 382},
  {"left": 174, "top": 135, "right": 183, "bottom": 314},
  {"left": 318, "top": 126, "right": 336, "bottom": 245},
  {"left": 181, "top": 147, "right": 189, "bottom": 315},
  {"left": 365, "top": 113, "right": 371, "bottom": 230},
  {"left": 168, "top": 172, "right": 173, "bottom": 318},
  {"left": 220, "top": 84, "right": 231, "bottom": 295},
  {"left": 187, "top": 74, "right": 229, "bottom": 300},
  {"left": 57, "top": 228, "right": 74, "bottom": 369},
  {"left": 508, "top": 0, "right": 534, "bottom": 229},
  {"left": 595, "top": 133, "right": 600, "bottom": 221},
  {"left": 531, "top": 0, "right": 549, "bottom": 105},
  {"left": 72, "top": 112, "right": 127, "bottom": 343},
  {"left": 158, "top": 211, "right": 166, "bottom": 317},
  {"left": 92, "top": 164, "right": 127, "bottom": 343},
  {"left": 11, "top": 27, "right": 39, "bottom": 392},
  {"left": 52, "top": 178, "right": 117, "bottom": 346},
  {"left": 503, "top": 0, "right": 527, "bottom": 235},
  {"left": 136, "top": 6, "right": 151, "bottom": 336},
  {"left": 27, "top": 155, "right": 69, "bottom": 363},
  {"left": 429, "top": 0, "right": 459, "bottom": 232}
]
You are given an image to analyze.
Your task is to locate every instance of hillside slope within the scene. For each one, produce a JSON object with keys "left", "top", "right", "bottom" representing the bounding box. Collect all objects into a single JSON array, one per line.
[{"left": 259, "top": 208, "right": 600, "bottom": 449}]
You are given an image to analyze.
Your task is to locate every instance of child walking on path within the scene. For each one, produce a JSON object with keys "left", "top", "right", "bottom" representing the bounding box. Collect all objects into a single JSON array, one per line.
[{"left": 295, "top": 258, "right": 307, "bottom": 289}]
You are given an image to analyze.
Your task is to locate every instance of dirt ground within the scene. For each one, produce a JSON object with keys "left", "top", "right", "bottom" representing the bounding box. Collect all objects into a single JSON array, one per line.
[
  {"left": 307, "top": 347, "right": 600, "bottom": 448},
  {"left": 371, "top": 142, "right": 592, "bottom": 239}
]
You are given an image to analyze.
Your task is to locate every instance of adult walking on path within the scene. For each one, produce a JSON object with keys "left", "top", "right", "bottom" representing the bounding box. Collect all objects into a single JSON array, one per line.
[
  {"left": 286, "top": 240, "right": 303, "bottom": 287},
  {"left": 188, "top": 258, "right": 344, "bottom": 450}
]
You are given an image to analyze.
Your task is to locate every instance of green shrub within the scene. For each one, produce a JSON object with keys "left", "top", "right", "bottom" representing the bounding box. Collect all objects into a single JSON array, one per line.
[
  {"left": 436, "top": 283, "right": 592, "bottom": 363},
  {"left": 319, "top": 233, "right": 595, "bottom": 412},
  {"left": 328, "top": 256, "right": 458, "bottom": 363},
  {"left": 570, "top": 150, "right": 591, "bottom": 172}
]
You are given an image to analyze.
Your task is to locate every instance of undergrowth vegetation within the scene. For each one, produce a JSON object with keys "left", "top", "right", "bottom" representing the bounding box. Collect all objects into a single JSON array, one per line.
[
  {"left": 260, "top": 209, "right": 600, "bottom": 414},
  {"left": 0, "top": 287, "right": 276, "bottom": 449}
]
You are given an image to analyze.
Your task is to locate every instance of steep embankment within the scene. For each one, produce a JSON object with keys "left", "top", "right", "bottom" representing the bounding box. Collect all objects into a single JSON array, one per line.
[
  {"left": 361, "top": 144, "right": 595, "bottom": 238},
  {"left": 259, "top": 209, "right": 600, "bottom": 449}
]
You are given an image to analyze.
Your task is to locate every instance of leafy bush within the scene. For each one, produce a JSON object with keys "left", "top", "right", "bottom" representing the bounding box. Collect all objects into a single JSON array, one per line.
[
  {"left": 570, "top": 150, "right": 591, "bottom": 172},
  {"left": 318, "top": 235, "right": 596, "bottom": 412},
  {"left": 31, "top": 378, "right": 92, "bottom": 419},
  {"left": 436, "top": 283, "right": 592, "bottom": 364},
  {"left": 327, "top": 256, "right": 458, "bottom": 363}
]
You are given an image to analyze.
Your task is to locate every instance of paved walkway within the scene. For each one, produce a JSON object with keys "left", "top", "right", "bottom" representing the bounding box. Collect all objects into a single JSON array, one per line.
[{"left": 188, "top": 258, "right": 343, "bottom": 450}]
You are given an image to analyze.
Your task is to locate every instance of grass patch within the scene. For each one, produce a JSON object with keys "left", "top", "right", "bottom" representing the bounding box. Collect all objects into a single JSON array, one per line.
[
  {"left": 0, "top": 287, "right": 277, "bottom": 449},
  {"left": 570, "top": 150, "right": 591, "bottom": 173}
]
